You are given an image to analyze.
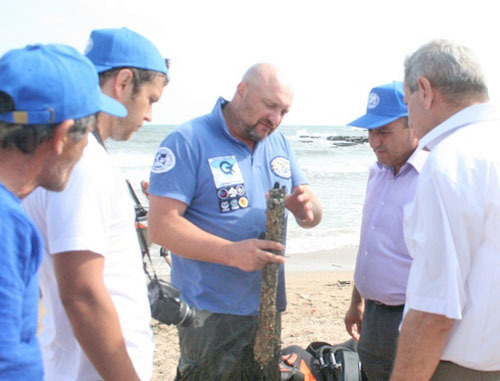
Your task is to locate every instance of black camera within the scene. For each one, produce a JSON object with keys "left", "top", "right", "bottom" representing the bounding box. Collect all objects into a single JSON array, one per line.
[
  {"left": 127, "top": 180, "right": 197, "bottom": 327},
  {"left": 148, "top": 278, "right": 196, "bottom": 327}
]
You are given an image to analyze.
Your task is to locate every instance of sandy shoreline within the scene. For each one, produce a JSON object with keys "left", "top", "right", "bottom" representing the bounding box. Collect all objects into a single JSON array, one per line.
[
  {"left": 284, "top": 246, "right": 357, "bottom": 272},
  {"left": 153, "top": 247, "right": 357, "bottom": 380}
]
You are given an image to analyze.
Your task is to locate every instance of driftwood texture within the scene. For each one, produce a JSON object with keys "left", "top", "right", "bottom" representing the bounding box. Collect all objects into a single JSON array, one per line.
[{"left": 254, "top": 183, "right": 286, "bottom": 379}]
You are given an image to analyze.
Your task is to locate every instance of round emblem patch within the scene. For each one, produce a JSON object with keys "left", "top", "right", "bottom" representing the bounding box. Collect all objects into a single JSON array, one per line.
[
  {"left": 367, "top": 92, "right": 380, "bottom": 109},
  {"left": 270, "top": 156, "right": 291, "bottom": 179},
  {"left": 236, "top": 184, "right": 246, "bottom": 196},
  {"left": 217, "top": 189, "right": 229, "bottom": 200},
  {"left": 151, "top": 147, "right": 176, "bottom": 173}
]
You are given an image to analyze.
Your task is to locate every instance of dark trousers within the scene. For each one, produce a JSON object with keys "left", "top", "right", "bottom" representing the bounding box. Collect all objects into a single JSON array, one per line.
[
  {"left": 431, "top": 361, "right": 500, "bottom": 381},
  {"left": 357, "top": 299, "right": 404, "bottom": 381},
  {"left": 175, "top": 313, "right": 281, "bottom": 381}
]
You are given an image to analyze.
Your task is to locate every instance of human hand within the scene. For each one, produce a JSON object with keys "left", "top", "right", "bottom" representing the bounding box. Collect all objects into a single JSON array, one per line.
[
  {"left": 140, "top": 180, "right": 150, "bottom": 198},
  {"left": 225, "top": 238, "right": 285, "bottom": 272},
  {"left": 344, "top": 302, "right": 364, "bottom": 341},
  {"left": 285, "top": 185, "right": 317, "bottom": 225}
]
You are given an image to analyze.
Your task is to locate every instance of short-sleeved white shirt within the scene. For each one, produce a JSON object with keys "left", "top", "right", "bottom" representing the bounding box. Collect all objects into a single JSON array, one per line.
[
  {"left": 23, "top": 135, "right": 153, "bottom": 380},
  {"left": 403, "top": 103, "right": 500, "bottom": 371}
]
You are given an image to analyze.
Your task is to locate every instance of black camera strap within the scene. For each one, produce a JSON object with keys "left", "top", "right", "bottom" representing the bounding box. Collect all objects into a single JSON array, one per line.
[{"left": 125, "top": 179, "right": 162, "bottom": 283}]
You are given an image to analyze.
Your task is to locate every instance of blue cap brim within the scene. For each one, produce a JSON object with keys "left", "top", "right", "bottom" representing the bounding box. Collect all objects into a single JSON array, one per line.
[
  {"left": 347, "top": 113, "right": 405, "bottom": 129},
  {"left": 100, "top": 93, "right": 127, "bottom": 117},
  {"left": 94, "top": 63, "right": 112, "bottom": 73}
]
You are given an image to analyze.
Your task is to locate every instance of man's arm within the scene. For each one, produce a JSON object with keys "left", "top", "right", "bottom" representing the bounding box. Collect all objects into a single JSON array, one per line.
[
  {"left": 390, "top": 309, "right": 455, "bottom": 381},
  {"left": 285, "top": 184, "right": 322, "bottom": 228},
  {"left": 53, "top": 251, "right": 139, "bottom": 381},
  {"left": 147, "top": 195, "right": 285, "bottom": 272},
  {"left": 344, "top": 286, "right": 364, "bottom": 341}
]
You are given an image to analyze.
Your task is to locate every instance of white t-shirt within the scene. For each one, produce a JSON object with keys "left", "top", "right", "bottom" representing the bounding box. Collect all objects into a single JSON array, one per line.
[
  {"left": 23, "top": 135, "right": 153, "bottom": 380},
  {"left": 403, "top": 103, "right": 500, "bottom": 371}
]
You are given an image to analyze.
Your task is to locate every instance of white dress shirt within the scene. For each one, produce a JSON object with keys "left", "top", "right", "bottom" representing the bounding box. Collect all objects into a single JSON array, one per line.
[{"left": 403, "top": 103, "right": 500, "bottom": 371}]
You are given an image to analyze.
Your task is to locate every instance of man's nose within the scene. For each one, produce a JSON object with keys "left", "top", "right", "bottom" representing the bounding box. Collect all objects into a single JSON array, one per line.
[
  {"left": 268, "top": 110, "right": 281, "bottom": 127},
  {"left": 144, "top": 105, "right": 153, "bottom": 122},
  {"left": 369, "top": 133, "right": 381, "bottom": 147}
]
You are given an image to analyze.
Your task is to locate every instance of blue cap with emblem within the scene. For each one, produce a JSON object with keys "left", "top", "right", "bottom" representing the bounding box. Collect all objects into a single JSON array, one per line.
[
  {"left": 347, "top": 81, "right": 407, "bottom": 129},
  {"left": 85, "top": 27, "right": 168, "bottom": 75},
  {"left": 0, "top": 43, "right": 127, "bottom": 125}
]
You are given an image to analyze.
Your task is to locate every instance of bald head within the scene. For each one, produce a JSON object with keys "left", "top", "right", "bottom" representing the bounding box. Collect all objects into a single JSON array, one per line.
[
  {"left": 224, "top": 63, "right": 293, "bottom": 150},
  {"left": 239, "top": 63, "right": 294, "bottom": 100}
]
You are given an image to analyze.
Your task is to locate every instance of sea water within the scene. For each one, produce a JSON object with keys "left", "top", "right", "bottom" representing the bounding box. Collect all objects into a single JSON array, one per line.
[{"left": 107, "top": 124, "right": 374, "bottom": 256}]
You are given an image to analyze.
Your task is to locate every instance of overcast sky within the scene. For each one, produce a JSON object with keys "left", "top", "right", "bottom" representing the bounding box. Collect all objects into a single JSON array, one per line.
[{"left": 2, "top": 0, "right": 499, "bottom": 125}]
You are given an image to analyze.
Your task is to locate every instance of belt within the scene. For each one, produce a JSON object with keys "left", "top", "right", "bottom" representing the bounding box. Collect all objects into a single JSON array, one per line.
[
  {"left": 368, "top": 299, "right": 404, "bottom": 310},
  {"left": 433, "top": 360, "right": 500, "bottom": 380}
]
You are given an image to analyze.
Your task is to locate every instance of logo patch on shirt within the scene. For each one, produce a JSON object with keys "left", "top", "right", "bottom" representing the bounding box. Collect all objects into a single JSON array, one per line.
[
  {"left": 270, "top": 156, "right": 291, "bottom": 179},
  {"left": 216, "top": 184, "right": 249, "bottom": 213},
  {"left": 151, "top": 147, "right": 176, "bottom": 173},
  {"left": 220, "top": 200, "right": 230, "bottom": 212},
  {"left": 208, "top": 156, "right": 244, "bottom": 187},
  {"left": 209, "top": 156, "right": 249, "bottom": 213}
]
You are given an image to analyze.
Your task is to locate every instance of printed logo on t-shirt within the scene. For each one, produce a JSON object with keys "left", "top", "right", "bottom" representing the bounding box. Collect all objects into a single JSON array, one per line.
[
  {"left": 151, "top": 147, "right": 176, "bottom": 173},
  {"left": 270, "top": 156, "right": 291, "bottom": 179},
  {"left": 209, "top": 155, "right": 249, "bottom": 213}
]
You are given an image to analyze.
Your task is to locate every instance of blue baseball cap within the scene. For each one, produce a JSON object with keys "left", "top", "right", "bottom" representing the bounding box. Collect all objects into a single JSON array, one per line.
[
  {"left": 84, "top": 27, "right": 168, "bottom": 75},
  {"left": 0, "top": 44, "right": 127, "bottom": 125},
  {"left": 347, "top": 81, "right": 407, "bottom": 129}
]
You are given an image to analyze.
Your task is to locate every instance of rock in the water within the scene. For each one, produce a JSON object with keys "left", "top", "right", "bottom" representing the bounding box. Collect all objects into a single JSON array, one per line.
[{"left": 326, "top": 135, "right": 368, "bottom": 144}]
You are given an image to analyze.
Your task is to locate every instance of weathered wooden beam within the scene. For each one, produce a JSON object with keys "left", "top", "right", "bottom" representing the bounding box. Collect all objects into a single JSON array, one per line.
[{"left": 254, "top": 182, "right": 286, "bottom": 379}]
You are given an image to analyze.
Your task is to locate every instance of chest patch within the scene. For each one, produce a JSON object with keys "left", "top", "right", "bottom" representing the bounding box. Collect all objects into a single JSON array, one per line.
[
  {"left": 208, "top": 156, "right": 244, "bottom": 187},
  {"left": 209, "top": 156, "right": 248, "bottom": 213},
  {"left": 270, "top": 156, "right": 291, "bottom": 179},
  {"left": 151, "top": 147, "right": 175, "bottom": 173}
]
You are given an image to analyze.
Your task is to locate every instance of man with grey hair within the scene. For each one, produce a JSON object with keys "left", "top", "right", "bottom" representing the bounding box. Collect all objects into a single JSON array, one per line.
[
  {"left": 148, "top": 62, "right": 322, "bottom": 380},
  {"left": 390, "top": 40, "right": 500, "bottom": 380}
]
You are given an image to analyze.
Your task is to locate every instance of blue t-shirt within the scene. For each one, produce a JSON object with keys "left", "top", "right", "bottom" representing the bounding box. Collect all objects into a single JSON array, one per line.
[
  {"left": 149, "top": 98, "right": 307, "bottom": 315},
  {"left": 0, "top": 183, "right": 43, "bottom": 380}
]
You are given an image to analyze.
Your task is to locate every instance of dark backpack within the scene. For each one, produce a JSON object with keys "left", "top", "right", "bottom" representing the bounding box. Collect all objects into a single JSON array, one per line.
[
  {"left": 280, "top": 345, "right": 321, "bottom": 381},
  {"left": 306, "top": 340, "right": 362, "bottom": 381},
  {"left": 279, "top": 339, "right": 362, "bottom": 381}
]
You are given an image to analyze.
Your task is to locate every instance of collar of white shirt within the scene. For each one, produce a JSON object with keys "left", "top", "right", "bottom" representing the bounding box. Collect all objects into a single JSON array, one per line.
[
  {"left": 406, "top": 148, "right": 428, "bottom": 174},
  {"left": 418, "top": 102, "right": 500, "bottom": 152}
]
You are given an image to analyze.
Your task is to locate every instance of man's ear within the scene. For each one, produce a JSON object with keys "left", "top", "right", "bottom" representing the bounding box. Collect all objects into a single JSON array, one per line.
[
  {"left": 236, "top": 81, "right": 248, "bottom": 100},
  {"left": 52, "top": 119, "right": 75, "bottom": 155},
  {"left": 417, "top": 76, "right": 434, "bottom": 110},
  {"left": 113, "top": 68, "right": 134, "bottom": 101}
]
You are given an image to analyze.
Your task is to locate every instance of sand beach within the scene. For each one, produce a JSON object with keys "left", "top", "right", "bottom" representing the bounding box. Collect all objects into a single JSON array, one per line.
[{"left": 151, "top": 247, "right": 357, "bottom": 380}]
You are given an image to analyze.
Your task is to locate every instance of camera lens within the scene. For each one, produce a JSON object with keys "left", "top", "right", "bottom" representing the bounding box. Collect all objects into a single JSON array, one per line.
[
  {"left": 150, "top": 280, "right": 198, "bottom": 327},
  {"left": 177, "top": 301, "right": 195, "bottom": 327}
]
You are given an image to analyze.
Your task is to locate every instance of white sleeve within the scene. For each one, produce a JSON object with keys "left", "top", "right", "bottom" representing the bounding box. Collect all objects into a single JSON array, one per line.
[{"left": 404, "top": 166, "right": 483, "bottom": 320}]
